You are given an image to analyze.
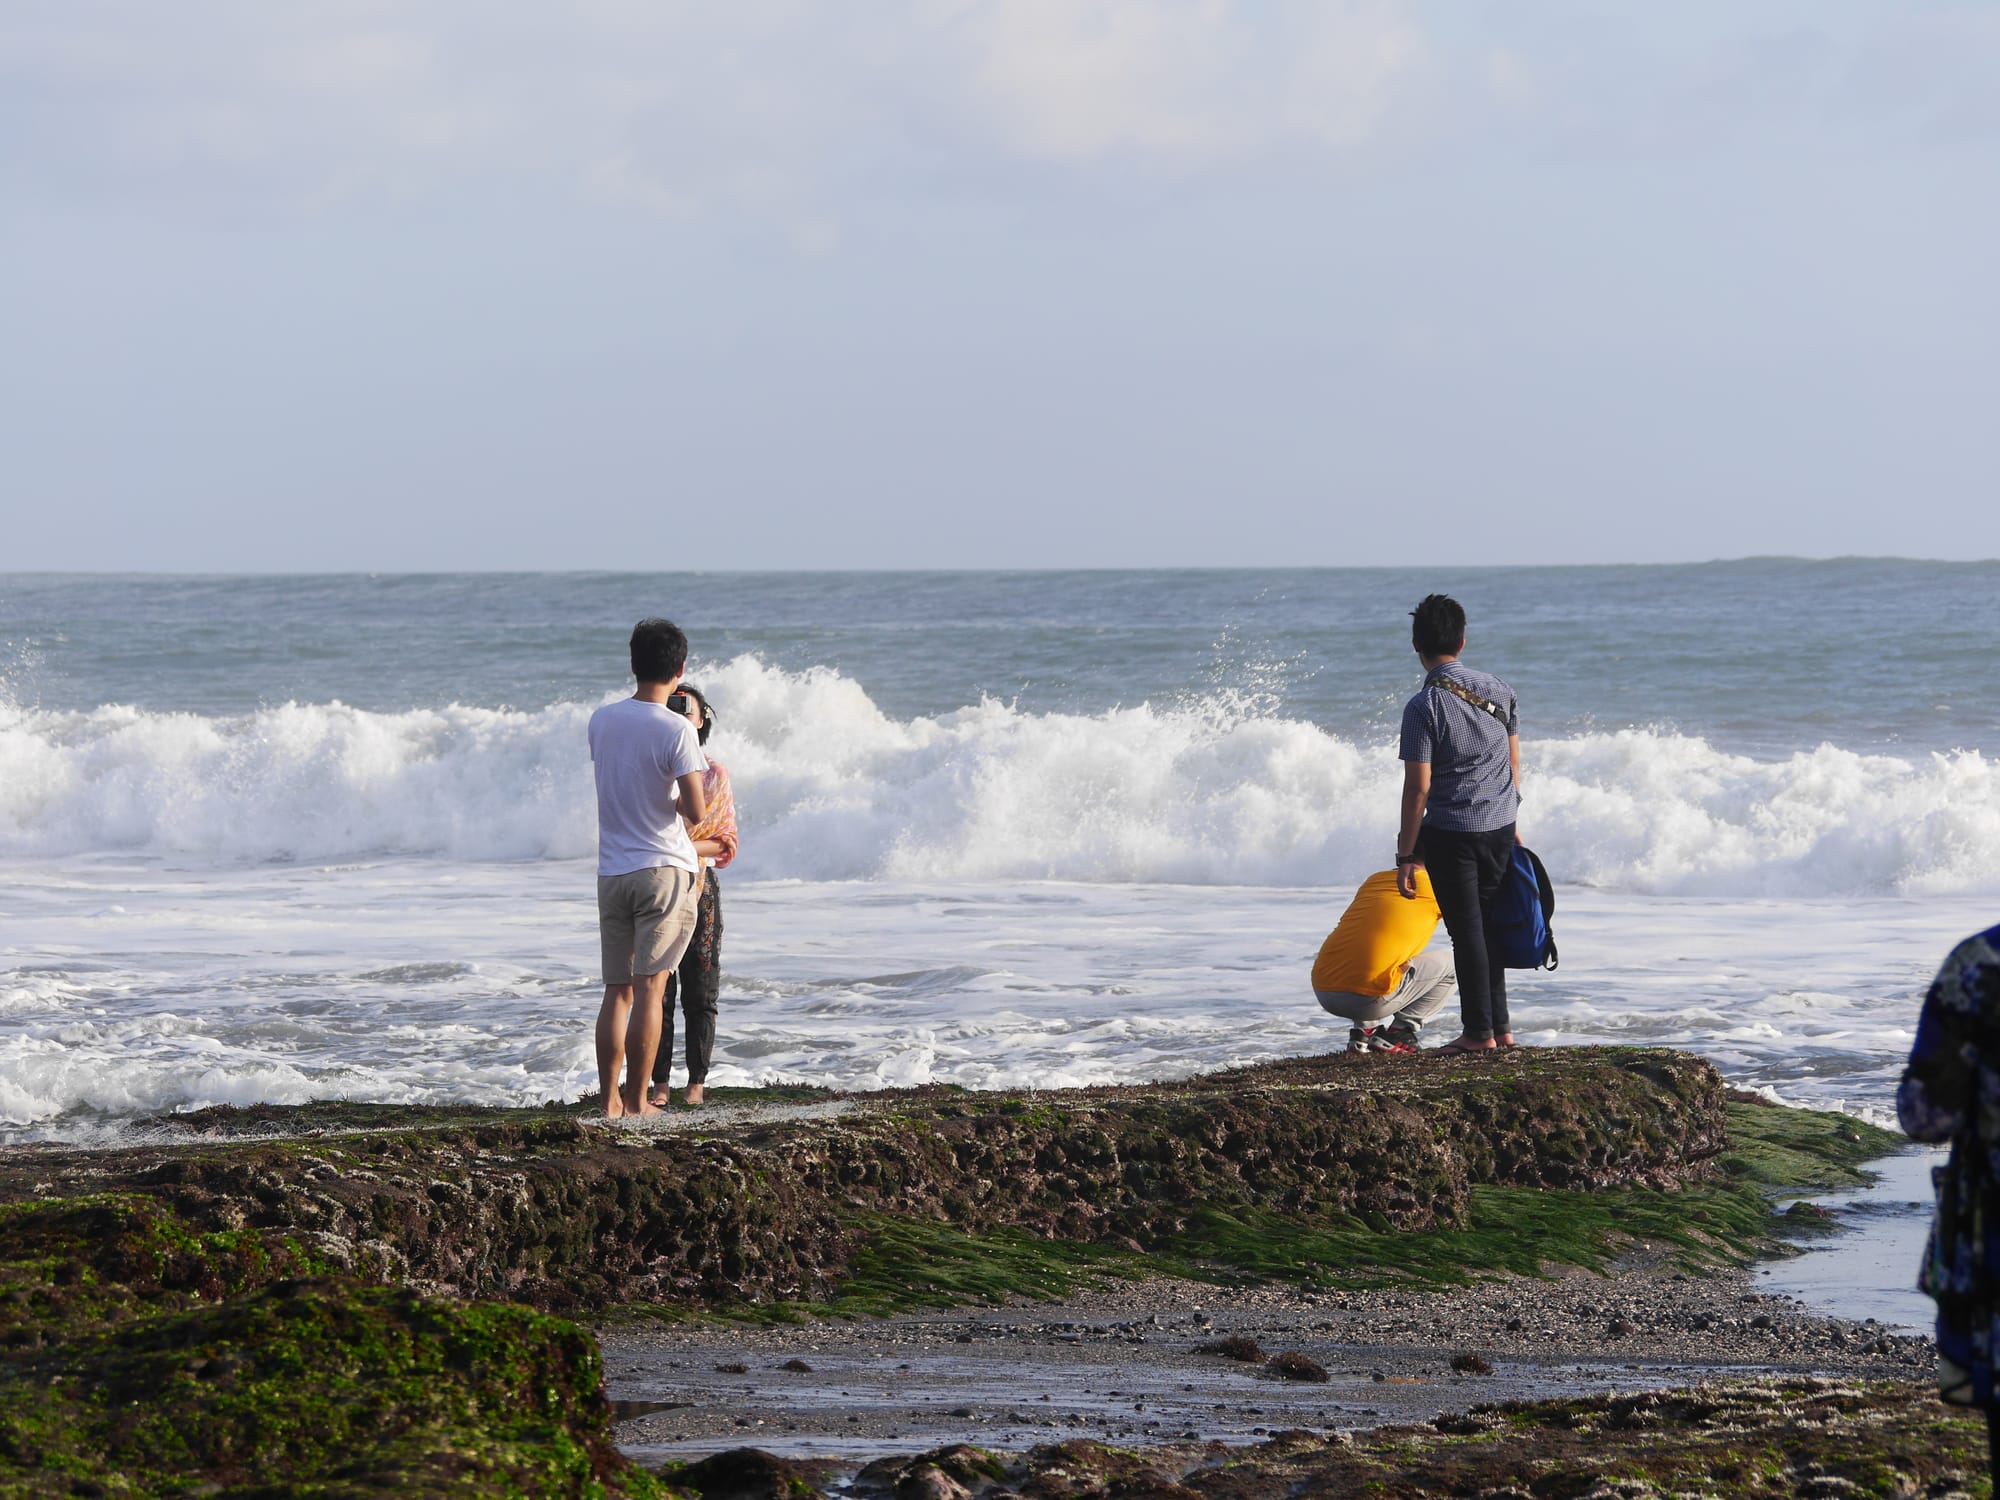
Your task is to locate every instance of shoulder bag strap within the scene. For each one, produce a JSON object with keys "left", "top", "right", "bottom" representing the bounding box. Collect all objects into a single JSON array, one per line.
[{"left": 1429, "top": 672, "right": 1510, "bottom": 725}]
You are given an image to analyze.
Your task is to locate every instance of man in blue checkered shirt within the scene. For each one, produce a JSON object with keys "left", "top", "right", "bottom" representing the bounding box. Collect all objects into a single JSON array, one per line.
[{"left": 1393, "top": 593, "right": 1521, "bottom": 1053}]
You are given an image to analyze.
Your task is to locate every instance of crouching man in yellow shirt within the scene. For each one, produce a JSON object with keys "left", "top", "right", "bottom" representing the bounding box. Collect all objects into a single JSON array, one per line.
[{"left": 1312, "top": 868, "right": 1456, "bottom": 1055}]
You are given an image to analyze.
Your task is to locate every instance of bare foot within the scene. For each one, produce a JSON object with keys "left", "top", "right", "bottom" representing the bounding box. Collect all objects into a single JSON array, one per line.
[
  {"left": 601, "top": 1097, "right": 626, "bottom": 1119},
  {"left": 1437, "top": 1035, "right": 1498, "bottom": 1054},
  {"left": 683, "top": 1083, "right": 705, "bottom": 1108},
  {"left": 621, "top": 1086, "right": 664, "bottom": 1117},
  {"left": 1498, "top": 1033, "right": 1517, "bottom": 1048}
]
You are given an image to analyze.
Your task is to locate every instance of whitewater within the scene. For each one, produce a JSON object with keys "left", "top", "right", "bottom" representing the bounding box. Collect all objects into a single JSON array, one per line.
[
  {"left": 0, "top": 650, "right": 1991, "bottom": 1138},
  {"left": 3, "top": 562, "right": 1998, "bottom": 1151},
  {"left": 8, "top": 654, "right": 2000, "bottom": 891}
]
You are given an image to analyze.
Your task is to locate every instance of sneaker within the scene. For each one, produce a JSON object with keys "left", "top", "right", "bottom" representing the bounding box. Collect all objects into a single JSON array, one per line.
[
  {"left": 1384, "top": 1024, "right": 1432, "bottom": 1056},
  {"left": 1346, "top": 1026, "right": 1377, "bottom": 1054}
]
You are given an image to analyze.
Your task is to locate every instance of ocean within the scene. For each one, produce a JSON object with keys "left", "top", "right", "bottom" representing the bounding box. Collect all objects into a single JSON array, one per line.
[{"left": 3, "top": 561, "right": 1998, "bottom": 1149}]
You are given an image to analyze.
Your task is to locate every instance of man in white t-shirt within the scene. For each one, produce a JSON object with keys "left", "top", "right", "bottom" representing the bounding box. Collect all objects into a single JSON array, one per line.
[{"left": 588, "top": 618, "right": 709, "bottom": 1118}]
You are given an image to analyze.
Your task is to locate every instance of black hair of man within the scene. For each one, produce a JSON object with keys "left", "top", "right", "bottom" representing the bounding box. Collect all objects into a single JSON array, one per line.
[
  {"left": 1410, "top": 594, "right": 1467, "bottom": 659},
  {"left": 629, "top": 619, "right": 689, "bottom": 684},
  {"left": 679, "top": 684, "right": 714, "bottom": 746}
]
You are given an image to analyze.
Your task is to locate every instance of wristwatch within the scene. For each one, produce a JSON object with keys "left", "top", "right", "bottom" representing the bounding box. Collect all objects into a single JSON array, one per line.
[{"left": 1395, "top": 851, "right": 1419, "bottom": 865}]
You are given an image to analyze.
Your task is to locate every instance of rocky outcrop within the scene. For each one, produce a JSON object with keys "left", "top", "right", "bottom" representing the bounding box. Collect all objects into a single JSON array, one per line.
[
  {"left": 0, "top": 1047, "right": 1730, "bottom": 1313},
  {"left": 714, "top": 1382, "right": 1983, "bottom": 1500},
  {"left": 0, "top": 1047, "right": 1899, "bottom": 1497},
  {"left": 0, "top": 1196, "right": 664, "bottom": 1498}
]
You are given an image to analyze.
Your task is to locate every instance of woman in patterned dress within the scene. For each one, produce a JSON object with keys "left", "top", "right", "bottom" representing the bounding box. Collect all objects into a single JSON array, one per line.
[
  {"left": 648, "top": 684, "right": 738, "bottom": 1108},
  {"left": 1899, "top": 921, "right": 2000, "bottom": 1477}
]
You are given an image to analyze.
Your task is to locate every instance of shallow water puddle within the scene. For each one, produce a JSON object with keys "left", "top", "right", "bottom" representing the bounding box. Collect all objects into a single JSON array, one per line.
[
  {"left": 603, "top": 1318, "right": 1756, "bottom": 1462},
  {"left": 1755, "top": 1146, "right": 1939, "bottom": 1335}
]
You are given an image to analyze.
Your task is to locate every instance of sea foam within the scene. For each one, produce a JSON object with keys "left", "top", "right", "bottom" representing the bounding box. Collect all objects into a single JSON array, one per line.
[{"left": 3, "top": 656, "right": 1997, "bottom": 895}]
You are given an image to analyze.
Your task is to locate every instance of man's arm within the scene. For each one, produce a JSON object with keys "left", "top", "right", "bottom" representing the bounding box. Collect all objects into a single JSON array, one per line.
[
  {"left": 1396, "top": 760, "right": 1430, "bottom": 898},
  {"left": 1508, "top": 732, "right": 1522, "bottom": 842},
  {"left": 675, "top": 768, "right": 708, "bottom": 829}
]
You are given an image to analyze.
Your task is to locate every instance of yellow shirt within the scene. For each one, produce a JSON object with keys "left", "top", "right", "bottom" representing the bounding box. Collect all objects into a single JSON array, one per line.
[{"left": 1311, "top": 869, "right": 1442, "bottom": 997}]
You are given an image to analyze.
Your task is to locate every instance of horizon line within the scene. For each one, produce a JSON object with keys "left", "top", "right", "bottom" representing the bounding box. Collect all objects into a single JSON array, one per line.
[{"left": 4, "top": 554, "right": 1994, "bottom": 580}]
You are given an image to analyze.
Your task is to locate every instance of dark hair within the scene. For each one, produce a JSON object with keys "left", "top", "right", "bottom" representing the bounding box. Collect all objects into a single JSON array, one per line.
[
  {"left": 629, "top": 619, "right": 689, "bottom": 684},
  {"left": 678, "top": 683, "right": 714, "bottom": 746},
  {"left": 1410, "top": 594, "right": 1466, "bottom": 658}
]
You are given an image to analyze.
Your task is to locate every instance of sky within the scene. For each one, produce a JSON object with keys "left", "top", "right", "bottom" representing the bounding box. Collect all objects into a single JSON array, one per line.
[{"left": 3, "top": 1, "right": 1997, "bottom": 571}]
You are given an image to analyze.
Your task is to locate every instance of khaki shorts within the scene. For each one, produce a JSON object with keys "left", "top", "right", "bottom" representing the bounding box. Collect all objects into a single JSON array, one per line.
[
  {"left": 1313, "top": 948, "right": 1456, "bottom": 1027},
  {"left": 598, "top": 865, "right": 700, "bottom": 985}
]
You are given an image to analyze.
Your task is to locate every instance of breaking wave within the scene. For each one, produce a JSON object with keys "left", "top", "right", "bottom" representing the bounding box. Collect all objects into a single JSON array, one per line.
[{"left": 3, "top": 656, "right": 1997, "bottom": 895}]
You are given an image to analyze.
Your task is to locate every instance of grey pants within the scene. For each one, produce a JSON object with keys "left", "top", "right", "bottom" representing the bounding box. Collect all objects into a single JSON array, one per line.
[{"left": 1313, "top": 949, "right": 1457, "bottom": 1031}]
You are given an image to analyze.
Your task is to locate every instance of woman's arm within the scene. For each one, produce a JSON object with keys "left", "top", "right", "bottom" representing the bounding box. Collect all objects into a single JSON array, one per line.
[
  {"left": 700, "top": 764, "right": 740, "bottom": 868},
  {"left": 687, "top": 762, "right": 739, "bottom": 869}
]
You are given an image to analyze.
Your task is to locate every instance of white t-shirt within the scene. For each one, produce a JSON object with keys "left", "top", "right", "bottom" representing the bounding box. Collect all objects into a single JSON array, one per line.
[{"left": 587, "top": 697, "right": 709, "bottom": 877}]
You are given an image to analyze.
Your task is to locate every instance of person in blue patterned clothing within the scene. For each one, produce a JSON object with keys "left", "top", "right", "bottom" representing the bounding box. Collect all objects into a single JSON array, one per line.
[{"left": 1899, "top": 921, "right": 2000, "bottom": 1481}]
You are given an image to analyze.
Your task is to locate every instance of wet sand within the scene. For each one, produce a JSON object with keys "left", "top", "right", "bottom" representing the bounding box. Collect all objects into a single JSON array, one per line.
[{"left": 601, "top": 1258, "right": 1932, "bottom": 1464}]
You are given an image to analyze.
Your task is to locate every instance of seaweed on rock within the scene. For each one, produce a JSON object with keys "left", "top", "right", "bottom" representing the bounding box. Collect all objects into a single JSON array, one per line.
[
  {"left": 0, "top": 1046, "right": 1916, "bottom": 1496},
  {"left": 0, "top": 1276, "right": 670, "bottom": 1498},
  {"left": 0, "top": 1048, "right": 1736, "bottom": 1315},
  {"left": 810, "top": 1383, "right": 1983, "bottom": 1500}
]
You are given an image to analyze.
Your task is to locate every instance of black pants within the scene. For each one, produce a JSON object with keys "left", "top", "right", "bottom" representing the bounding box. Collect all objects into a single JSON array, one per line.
[
  {"left": 1418, "top": 823, "right": 1516, "bottom": 1041},
  {"left": 652, "top": 869, "right": 722, "bottom": 1089}
]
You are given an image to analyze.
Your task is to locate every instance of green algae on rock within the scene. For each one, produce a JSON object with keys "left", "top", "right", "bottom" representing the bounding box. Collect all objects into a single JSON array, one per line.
[
  {"left": 0, "top": 1275, "right": 673, "bottom": 1499},
  {"left": 1721, "top": 1090, "right": 1906, "bottom": 1192},
  {"left": 153, "top": 1085, "right": 840, "bottom": 1140},
  {"left": 0, "top": 1048, "right": 1735, "bottom": 1315},
  {"left": 696, "top": 1381, "right": 1982, "bottom": 1500},
  {"left": 0, "top": 1193, "right": 335, "bottom": 1350},
  {"left": 0, "top": 1048, "right": 1921, "bottom": 1495}
]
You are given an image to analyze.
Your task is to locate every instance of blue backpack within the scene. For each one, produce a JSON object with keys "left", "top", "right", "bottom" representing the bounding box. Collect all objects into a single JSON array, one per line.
[{"left": 1495, "top": 845, "right": 1558, "bottom": 971}]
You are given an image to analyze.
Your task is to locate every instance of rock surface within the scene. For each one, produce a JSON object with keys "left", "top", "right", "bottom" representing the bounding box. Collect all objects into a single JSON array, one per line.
[
  {"left": 0, "top": 1047, "right": 1731, "bottom": 1312},
  {"left": 681, "top": 1381, "right": 1981, "bottom": 1500},
  {"left": 0, "top": 1047, "right": 1911, "bottom": 1496},
  {"left": 600, "top": 1264, "right": 1934, "bottom": 1458}
]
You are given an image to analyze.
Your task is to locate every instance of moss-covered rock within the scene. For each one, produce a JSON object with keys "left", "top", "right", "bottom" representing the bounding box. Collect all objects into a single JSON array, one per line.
[
  {"left": 0, "top": 1048, "right": 1911, "bottom": 1495},
  {"left": 663, "top": 1445, "right": 837, "bottom": 1500},
  {"left": 812, "top": 1382, "right": 1981, "bottom": 1500},
  {"left": 0, "top": 1195, "right": 669, "bottom": 1493},
  {"left": 1722, "top": 1090, "right": 1906, "bottom": 1191},
  {"left": 0, "top": 1276, "right": 667, "bottom": 1498},
  {"left": 0, "top": 1194, "right": 331, "bottom": 1351},
  {"left": 0, "top": 1048, "right": 1732, "bottom": 1314}
]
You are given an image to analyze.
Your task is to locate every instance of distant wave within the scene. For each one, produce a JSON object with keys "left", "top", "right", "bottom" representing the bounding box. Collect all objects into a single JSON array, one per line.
[{"left": 3, "top": 656, "right": 1998, "bottom": 895}]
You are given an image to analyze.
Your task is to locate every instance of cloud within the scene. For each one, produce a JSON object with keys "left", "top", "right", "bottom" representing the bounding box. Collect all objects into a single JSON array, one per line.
[
  {"left": 958, "top": 0, "right": 1424, "bottom": 161},
  {"left": 2, "top": 1, "right": 1994, "bottom": 234},
  {"left": 0, "top": 0, "right": 1430, "bottom": 225}
]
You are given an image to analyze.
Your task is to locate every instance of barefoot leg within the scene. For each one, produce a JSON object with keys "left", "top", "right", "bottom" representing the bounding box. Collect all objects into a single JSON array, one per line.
[
  {"left": 1437, "top": 1034, "right": 1498, "bottom": 1054},
  {"left": 595, "top": 984, "right": 634, "bottom": 1117},
  {"left": 622, "top": 970, "right": 670, "bottom": 1115}
]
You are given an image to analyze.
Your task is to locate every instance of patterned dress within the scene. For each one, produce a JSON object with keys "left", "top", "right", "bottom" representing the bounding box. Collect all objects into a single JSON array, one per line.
[{"left": 1900, "top": 923, "right": 2000, "bottom": 1407}]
